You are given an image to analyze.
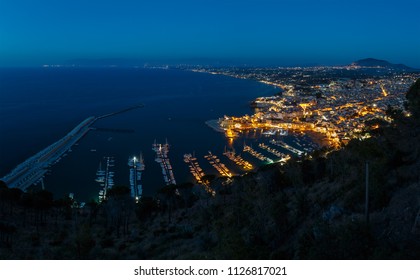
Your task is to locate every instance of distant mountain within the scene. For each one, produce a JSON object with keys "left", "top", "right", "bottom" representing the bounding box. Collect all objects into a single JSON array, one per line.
[{"left": 351, "top": 58, "right": 413, "bottom": 70}]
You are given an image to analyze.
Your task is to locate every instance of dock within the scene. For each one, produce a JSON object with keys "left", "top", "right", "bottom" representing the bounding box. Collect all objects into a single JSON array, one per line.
[
  {"left": 243, "top": 143, "right": 273, "bottom": 163},
  {"left": 183, "top": 153, "right": 206, "bottom": 184},
  {"left": 152, "top": 140, "right": 176, "bottom": 185},
  {"left": 223, "top": 148, "right": 253, "bottom": 170},
  {"left": 258, "top": 143, "right": 286, "bottom": 158},
  {"left": 128, "top": 154, "right": 145, "bottom": 202},
  {"left": 269, "top": 139, "right": 304, "bottom": 156},
  {"left": 204, "top": 151, "right": 232, "bottom": 178},
  {"left": 292, "top": 138, "right": 318, "bottom": 153},
  {"left": 260, "top": 143, "right": 291, "bottom": 164},
  {"left": 97, "top": 156, "right": 115, "bottom": 202},
  {"left": 184, "top": 153, "right": 214, "bottom": 195}
]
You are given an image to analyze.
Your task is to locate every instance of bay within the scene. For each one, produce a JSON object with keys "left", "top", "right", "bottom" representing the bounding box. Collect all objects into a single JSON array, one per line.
[{"left": 0, "top": 67, "right": 278, "bottom": 201}]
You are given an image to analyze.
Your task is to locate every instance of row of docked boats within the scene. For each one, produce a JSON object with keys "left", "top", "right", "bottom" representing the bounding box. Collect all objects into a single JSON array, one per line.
[
  {"left": 93, "top": 138, "right": 307, "bottom": 201},
  {"left": 243, "top": 143, "right": 274, "bottom": 163},
  {"left": 128, "top": 154, "right": 145, "bottom": 202},
  {"left": 152, "top": 140, "right": 176, "bottom": 186},
  {"left": 96, "top": 156, "right": 115, "bottom": 202},
  {"left": 204, "top": 151, "right": 233, "bottom": 178}
]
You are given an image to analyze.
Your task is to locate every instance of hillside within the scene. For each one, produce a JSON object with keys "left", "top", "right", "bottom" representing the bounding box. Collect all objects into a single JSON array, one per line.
[
  {"left": 1, "top": 80, "right": 420, "bottom": 260},
  {"left": 351, "top": 58, "right": 414, "bottom": 70}
]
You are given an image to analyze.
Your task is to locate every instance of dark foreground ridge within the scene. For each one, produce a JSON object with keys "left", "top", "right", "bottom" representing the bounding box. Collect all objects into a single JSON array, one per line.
[{"left": 1, "top": 81, "right": 420, "bottom": 260}]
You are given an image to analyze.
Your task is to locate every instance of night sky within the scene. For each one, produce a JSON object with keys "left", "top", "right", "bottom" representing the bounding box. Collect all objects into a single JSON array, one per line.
[{"left": 1, "top": 0, "right": 419, "bottom": 67}]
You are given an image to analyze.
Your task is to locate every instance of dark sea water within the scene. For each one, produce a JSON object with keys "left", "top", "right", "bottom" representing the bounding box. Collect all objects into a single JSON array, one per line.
[{"left": 0, "top": 67, "right": 279, "bottom": 201}]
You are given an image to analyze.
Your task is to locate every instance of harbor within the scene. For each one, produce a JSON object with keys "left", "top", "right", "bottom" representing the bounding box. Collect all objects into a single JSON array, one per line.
[
  {"left": 2, "top": 106, "right": 309, "bottom": 202},
  {"left": 0, "top": 70, "right": 326, "bottom": 202},
  {"left": 1, "top": 69, "right": 283, "bottom": 201}
]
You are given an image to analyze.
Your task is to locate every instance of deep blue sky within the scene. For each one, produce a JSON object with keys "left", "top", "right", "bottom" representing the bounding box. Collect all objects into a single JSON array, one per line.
[{"left": 1, "top": 0, "right": 419, "bottom": 67}]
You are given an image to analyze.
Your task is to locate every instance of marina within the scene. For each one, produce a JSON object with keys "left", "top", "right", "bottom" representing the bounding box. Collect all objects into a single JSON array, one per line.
[
  {"left": 128, "top": 154, "right": 145, "bottom": 202},
  {"left": 1, "top": 68, "right": 279, "bottom": 201},
  {"left": 152, "top": 140, "right": 176, "bottom": 186},
  {"left": 204, "top": 151, "right": 233, "bottom": 178}
]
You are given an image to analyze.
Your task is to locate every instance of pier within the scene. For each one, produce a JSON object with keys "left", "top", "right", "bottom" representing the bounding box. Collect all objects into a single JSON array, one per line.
[
  {"left": 152, "top": 140, "right": 176, "bottom": 185},
  {"left": 1, "top": 105, "right": 144, "bottom": 191},
  {"left": 204, "top": 151, "right": 232, "bottom": 178},
  {"left": 259, "top": 143, "right": 291, "bottom": 164},
  {"left": 96, "top": 104, "right": 144, "bottom": 120},
  {"left": 258, "top": 143, "right": 284, "bottom": 158},
  {"left": 184, "top": 153, "right": 206, "bottom": 184},
  {"left": 1, "top": 117, "right": 96, "bottom": 190},
  {"left": 184, "top": 154, "right": 216, "bottom": 196},
  {"left": 93, "top": 127, "right": 135, "bottom": 133},
  {"left": 184, "top": 153, "right": 214, "bottom": 194},
  {"left": 223, "top": 148, "right": 253, "bottom": 170},
  {"left": 97, "top": 157, "right": 115, "bottom": 202},
  {"left": 128, "top": 154, "right": 145, "bottom": 202}
]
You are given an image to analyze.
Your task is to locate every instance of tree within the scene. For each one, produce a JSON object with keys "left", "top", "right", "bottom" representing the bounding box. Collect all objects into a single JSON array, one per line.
[
  {"left": 104, "top": 186, "right": 134, "bottom": 237},
  {"left": 74, "top": 223, "right": 95, "bottom": 259},
  {"left": 176, "top": 182, "right": 196, "bottom": 209},
  {"left": 157, "top": 184, "right": 178, "bottom": 223},
  {"left": 32, "top": 190, "right": 54, "bottom": 224},
  {"left": 85, "top": 200, "right": 99, "bottom": 225},
  {"left": 0, "top": 221, "right": 16, "bottom": 248},
  {"left": 136, "top": 196, "right": 158, "bottom": 222},
  {"left": 0, "top": 183, "right": 8, "bottom": 213}
]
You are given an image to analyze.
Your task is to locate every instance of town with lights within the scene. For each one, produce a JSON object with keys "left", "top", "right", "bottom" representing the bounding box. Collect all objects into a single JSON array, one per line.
[{"left": 188, "top": 62, "right": 419, "bottom": 150}]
